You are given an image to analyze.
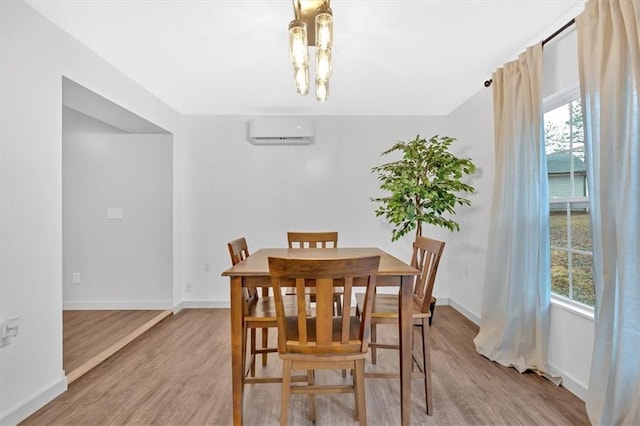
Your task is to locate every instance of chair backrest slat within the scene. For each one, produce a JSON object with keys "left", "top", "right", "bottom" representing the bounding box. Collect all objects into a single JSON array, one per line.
[
  {"left": 287, "top": 231, "right": 338, "bottom": 248},
  {"left": 410, "top": 236, "right": 445, "bottom": 314},
  {"left": 268, "top": 256, "right": 379, "bottom": 355},
  {"left": 340, "top": 277, "right": 354, "bottom": 344},
  {"left": 295, "top": 278, "right": 308, "bottom": 344},
  {"left": 315, "top": 277, "right": 333, "bottom": 346}
]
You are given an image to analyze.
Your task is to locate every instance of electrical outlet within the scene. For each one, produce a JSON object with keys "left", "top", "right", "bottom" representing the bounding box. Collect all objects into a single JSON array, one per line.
[
  {"left": 204, "top": 263, "right": 210, "bottom": 272},
  {"left": 185, "top": 283, "right": 192, "bottom": 292},
  {"left": 72, "top": 272, "right": 81, "bottom": 285},
  {"left": 0, "top": 316, "right": 19, "bottom": 347}
]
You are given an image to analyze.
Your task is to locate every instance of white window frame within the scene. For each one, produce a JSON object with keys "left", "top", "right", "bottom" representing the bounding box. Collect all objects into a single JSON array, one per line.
[{"left": 543, "top": 84, "right": 594, "bottom": 316}]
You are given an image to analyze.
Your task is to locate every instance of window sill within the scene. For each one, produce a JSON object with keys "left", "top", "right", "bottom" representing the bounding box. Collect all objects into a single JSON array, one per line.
[{"left": 551, "top": 295, "right": 595, "bottom": 321}]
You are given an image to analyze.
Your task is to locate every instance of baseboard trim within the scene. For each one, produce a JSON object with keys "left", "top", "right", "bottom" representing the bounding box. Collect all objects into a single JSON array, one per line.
[
  {"left": 173, "top": 301, "right": 184, "bottom": 314},
  {"left": 433, "top": 297, "right": 450, "bottom": 306},
  {"left": 449, "top": 299, "right": 480, "bottom": 325},
  {"left": 66, "top": 309, "right": 172, "bottom": 384},
  {"left": 0, "top": 375, "right": 67, "bottom": 426},
  {"left": 548, "top": 365, "right": 588, "bottom": 401},
  {"left": 180, "top": 300, "right": 230, "bottom": 309},
  {"left": 63, "top": 300, "right": 173, "bottom": 310},
  {"left": 177, "top": 298, "right": 448, "bottom": 310}
]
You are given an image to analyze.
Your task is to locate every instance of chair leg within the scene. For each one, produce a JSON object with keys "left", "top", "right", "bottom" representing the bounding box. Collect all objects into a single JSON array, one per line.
[
  {"left": 354, "top": 358, "right": 367, "bottom": 425},
  {"left": 421, "top": 318, "right": 433, "bottom": 415},
  {"left": 307, "top": 369, "right": 316, "bottom": 422},
  {"left": 260, "top": 288, "right": 270, "bottom": 366},
  {"left": 370, "top": 323, "right": 377, "bottom": 364},
  {"left": 337, "top": 294, "right": 346, "bottom": 377},
  {"left": 353, "top": 362, "right": 359, "bottom": 421},
  {"left": 242, "top": 323, "right": 248, "bottom": 378},
  {"left": 280, "top": 359, "right": 292, "bottom": 426},
  {"left": 261, "top": 327, "right": 269, "bottom": 366},
  {"left": 250, "top": 328, "right": 257, "bottom": 377}
]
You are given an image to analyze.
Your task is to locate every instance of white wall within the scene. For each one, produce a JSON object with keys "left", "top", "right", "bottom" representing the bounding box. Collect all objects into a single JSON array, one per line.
[
  {"left": 0, "top": 1, "right": 180, "bottom": 423},
  {"left": 180, "top": 115, "right": 450, "bottom": 305},
  {"left": 542, "top": 30, "right": 579, "bottom": 98},
  {"left": 63, "top": 109, "right": 173, "bottom": 309},
  {"left": 445, "top": 88, "right": 495, "bottom": 322},
  {"left": 548, "top": 302, "right": 594, "bottom": 399}
]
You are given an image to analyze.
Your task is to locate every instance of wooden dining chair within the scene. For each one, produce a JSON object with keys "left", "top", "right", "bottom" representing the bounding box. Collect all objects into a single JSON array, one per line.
[
  {"left": 268, "top": 255, "right": 380, "bottom": 426},
  {"left": 227, "top": 237, "right": 299, "bottom": 381},
  {"left": 287, "top": 231, "right": 342, "bottom": 315},
  {"left": 355, "top": 235, "right": 445, "bottom": 415},
  {"left": 287, "top": 231, "right": 338, "bottom": 248}
]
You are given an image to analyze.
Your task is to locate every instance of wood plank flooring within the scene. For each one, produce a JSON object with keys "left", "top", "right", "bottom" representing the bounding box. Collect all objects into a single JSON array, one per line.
[
  {"left": 63, "top": 310, "right": 171, "bottom": 383},
  {"left": 24, "top": 306, "right": 589, "bottom": 425}
]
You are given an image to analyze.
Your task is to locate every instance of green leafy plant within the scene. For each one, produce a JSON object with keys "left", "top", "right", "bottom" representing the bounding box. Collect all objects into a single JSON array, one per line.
[{"left": 371, "top": 134, "right": 477, "bottom": 241}]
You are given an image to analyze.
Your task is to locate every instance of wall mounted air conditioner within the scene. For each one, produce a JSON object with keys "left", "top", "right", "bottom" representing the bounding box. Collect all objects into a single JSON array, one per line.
[{"left": 248, "top": 117, "right": 315, "bottom": 145}]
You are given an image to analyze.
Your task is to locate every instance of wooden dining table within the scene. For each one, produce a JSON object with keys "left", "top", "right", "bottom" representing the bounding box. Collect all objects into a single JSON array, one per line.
[{"left": 221, "top": 247, "right": 420, "bottom": 426}]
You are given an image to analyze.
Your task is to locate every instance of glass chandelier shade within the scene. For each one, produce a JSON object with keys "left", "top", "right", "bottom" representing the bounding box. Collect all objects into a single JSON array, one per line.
[
  {"left": 288, "top": 0, "right": 333, "bottom": 101},
  {"left": 315, "top": 7, "right": 332, "bottom": 51},
  {"left": 288, "top": 20, "right": 310, "bottom": 95},
  {"left": 294, "top": 64, "right": 309, "bottom": 95},
  {"left": 288, "top": 21, "right": 309, "bottom": 69}
]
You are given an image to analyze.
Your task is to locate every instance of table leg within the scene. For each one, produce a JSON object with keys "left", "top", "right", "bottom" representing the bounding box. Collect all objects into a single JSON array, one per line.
[
  {"left": 398, "top": 275, "right": 412, "bottom": 426},
  {"left": 231, "top": 276, "right": 244, "bottom": 426}
]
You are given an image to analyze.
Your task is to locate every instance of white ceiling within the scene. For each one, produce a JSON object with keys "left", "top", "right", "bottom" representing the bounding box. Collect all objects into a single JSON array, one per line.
[{"left": 27, "top": 0, "right": 585, "bottom": 116}]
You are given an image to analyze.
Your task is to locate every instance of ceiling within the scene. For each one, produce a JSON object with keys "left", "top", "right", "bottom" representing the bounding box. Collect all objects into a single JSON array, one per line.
[{"left": 27, "top": 0, "right": 585, "bottom": 116}]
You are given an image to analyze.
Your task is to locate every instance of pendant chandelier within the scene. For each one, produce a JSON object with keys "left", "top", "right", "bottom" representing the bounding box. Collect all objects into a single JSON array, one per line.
[{"left": 288, "top": 0, "right": 333, "bottom": 102}]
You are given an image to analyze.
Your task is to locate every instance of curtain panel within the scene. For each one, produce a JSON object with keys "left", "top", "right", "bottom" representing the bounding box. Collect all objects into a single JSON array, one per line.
[
  {"left": 577, "top": 0, "right": 640, "bottom": 424},
  {"left": 474, "top": 44, "right": 555, "bottom": 379}
]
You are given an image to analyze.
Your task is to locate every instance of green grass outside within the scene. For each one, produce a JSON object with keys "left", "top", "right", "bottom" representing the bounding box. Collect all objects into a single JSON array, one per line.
[{"left": 549, "top": 211, "right": 595, "bottom": 306}]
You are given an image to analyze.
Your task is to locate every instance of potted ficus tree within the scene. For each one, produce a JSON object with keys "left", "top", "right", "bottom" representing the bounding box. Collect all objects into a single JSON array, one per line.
[
  {"left": 371, "top": 134, "right": 477, "bottom": 241},
  {"left": 371, "top": 134, "right": 476, "bottom": 323}
]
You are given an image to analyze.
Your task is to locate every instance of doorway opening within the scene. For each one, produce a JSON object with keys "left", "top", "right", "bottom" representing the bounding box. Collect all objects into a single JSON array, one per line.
[{"left": 62, "top": 77, "right": 173, "bottom": 383}]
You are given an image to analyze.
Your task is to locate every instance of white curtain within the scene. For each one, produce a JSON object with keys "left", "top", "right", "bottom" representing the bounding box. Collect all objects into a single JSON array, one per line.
[
  {"left": 474, "top": 44, "right": 556, "bottom": 379},
  {"left": 577, "top": 1, "right": 640, "bottom": 424}
]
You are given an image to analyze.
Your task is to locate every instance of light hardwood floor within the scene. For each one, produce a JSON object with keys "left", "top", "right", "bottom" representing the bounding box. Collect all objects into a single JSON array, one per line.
[
  {"left": 63, "top": 310, "right": 171, "bottom": 384},
  {"left": 24, "top": 307, "right": 589, "bottom": 425}
]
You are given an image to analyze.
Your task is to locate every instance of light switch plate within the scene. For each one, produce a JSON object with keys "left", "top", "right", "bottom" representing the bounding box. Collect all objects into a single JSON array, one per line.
[{"left": 107, "top": 208, "right": 123, "bottom": 219}]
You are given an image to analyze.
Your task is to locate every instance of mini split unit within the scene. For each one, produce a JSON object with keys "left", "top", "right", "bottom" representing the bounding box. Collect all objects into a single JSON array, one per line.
[{"left": 248, "top": 117, "right": 315, "bottom": 145}]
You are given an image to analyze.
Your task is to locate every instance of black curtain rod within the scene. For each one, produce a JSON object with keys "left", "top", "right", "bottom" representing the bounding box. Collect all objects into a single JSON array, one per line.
[{"left": 483, "top": 18, "right": 576, "bottom": 88}]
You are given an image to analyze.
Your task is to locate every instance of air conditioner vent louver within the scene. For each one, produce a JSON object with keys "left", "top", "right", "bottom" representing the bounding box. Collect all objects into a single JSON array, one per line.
[{"left": 248, "top": 117, "right": 315, "bottom": 145}]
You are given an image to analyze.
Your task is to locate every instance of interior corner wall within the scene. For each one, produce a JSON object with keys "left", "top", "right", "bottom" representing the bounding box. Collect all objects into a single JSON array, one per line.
[
  {"left": 0, "top": 1, "right": 180, "bottom": 423},
  {"left": 443, "top": 88, "right": 495, "bottom": 322},
  {"left": 63, "top": 111, "right": 173, "bottom": 309}
]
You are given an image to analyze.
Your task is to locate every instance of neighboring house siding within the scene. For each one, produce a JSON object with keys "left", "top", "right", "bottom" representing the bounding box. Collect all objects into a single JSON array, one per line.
[
  {"left": 547, "top": 151, "right": 587, "bottom": 212},
  {"left": 547, "top": 150, "right": 587, "bottom": 199},
  {"left": 549, "top": 174, "right": 587, "bottom": 198}
]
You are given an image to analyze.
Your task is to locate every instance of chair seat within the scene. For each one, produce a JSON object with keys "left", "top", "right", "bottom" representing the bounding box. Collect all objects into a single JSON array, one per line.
[
  {"left": 285, "top": 285, "right": 344, "bottom": 296},
  {"left": 247, "top": 295, "right": 300, "bottom": 323},
  {"left": 355, "top": 293, "right": 433, "bottom": 321},
  {"left": 283, "top": 316, "right": 362, "bottom": 345}
]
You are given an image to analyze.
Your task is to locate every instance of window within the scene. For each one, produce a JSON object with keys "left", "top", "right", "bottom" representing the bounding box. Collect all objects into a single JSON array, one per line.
[{"left": 544, "top": 88, "right": 594, "bottom": 306}]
